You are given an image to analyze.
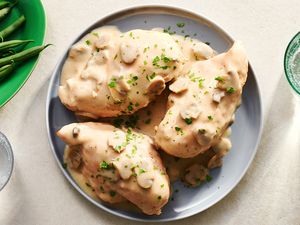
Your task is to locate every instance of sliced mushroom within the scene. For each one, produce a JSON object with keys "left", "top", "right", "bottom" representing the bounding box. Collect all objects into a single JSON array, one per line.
[
  {"left": 192, "top": 42, "right": 214, "bottom": 60},
  {"left": 193, "top": 126, "right": 215, "bottom": 146},
  {"left": 95, "top": 33, "right": 111, "bottom": 49},
  {"left": 184, "top": 164, "right": 208, "bottom": 186},
  {"left": 136, "top": 172, "right": 154, "bottom": 189},
  {"left": 120, "top": 42, "right": 139, "bottom": 64},
  {"left": 108, "top": 130, "right": 126, "bottom": 153},
  {"left": 207, "top": 155, "right": 223, "bottom": 169},
  {"left": 94, "top": 50, "right": 110, "bottom": 64},
  {"left": 147, "top": 76, "right": 165, "bottom": 95},
  {"left": 65, "top": 146, "right": 82, "bottom": 169},
  {"left": 180, "top": 102, "right": 201, "bottom": 119},
  {"left": 69, "top": 43, "right": 89, "bottom": 58},
  {"left": 169, "top": 77, "right": 189, "bottom": 93},
  {"left": 113, "top": 158, "right": 133, "bottom": 180},
  {"left": 212, "top": 90, "right": 225, "bottom": 103}
]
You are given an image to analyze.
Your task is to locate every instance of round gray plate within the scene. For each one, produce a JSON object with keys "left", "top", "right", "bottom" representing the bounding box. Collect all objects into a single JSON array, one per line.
[{"left": 46, "top": 5, "right": 262, "bottom": 222}]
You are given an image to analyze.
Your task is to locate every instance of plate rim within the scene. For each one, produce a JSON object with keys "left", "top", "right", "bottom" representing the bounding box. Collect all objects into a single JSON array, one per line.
[
  {"left": 46, "top": 4, "right": 263, "bottom": 222},
  {"left": 0, "top": 0, "right": 47, "bottom": 108}
]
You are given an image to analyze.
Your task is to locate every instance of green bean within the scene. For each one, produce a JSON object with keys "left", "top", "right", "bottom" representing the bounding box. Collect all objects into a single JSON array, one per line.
[
  {"left": 0, "top": 40, "right": 33, "bottom": 52},
  {"left": 0, "top": 44, "right": 50, "bottom": 67},
  {"left": 0, "top": 63, "right": 14, "bottom": 82},
  {"left": 0, "top": 2, "right": 11, "bottom": 10},
  {"left": 0, "top": 7, "right": 11, "bottom": 21},
  {"left": 0, "top": 15, "right": 25, "bottom": 40}
]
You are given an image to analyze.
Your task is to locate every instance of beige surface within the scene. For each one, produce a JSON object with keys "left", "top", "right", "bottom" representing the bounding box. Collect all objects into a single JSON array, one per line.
[{"left": 0, "top": 0, "right": 300, "bottom": 224}]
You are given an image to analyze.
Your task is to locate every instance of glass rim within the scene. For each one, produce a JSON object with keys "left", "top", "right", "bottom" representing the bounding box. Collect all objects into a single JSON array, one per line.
[{"left": 284, "top": 31, "right": 300, "bottom": 95}]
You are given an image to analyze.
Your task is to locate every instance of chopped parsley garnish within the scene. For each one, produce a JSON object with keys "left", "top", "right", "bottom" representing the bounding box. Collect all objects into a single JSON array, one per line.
[
  {"left": 163, "top": 26, "right": 176, "bottom": 35},
  {"left": 205, "top": 42, "right": 210, "bottom": 45},
  {"left": 146, "top": 72, "right": 156, "bottom": 81},
  {"left": 215, "top": 76, "right": 224, "bottom": 82},
  {"left": 176, "top": 22, "right": 185, "bottom": 28},
  {"left": 127, "top": 105, "right": 133, "bottom": 111},
  {"left": 226, "top": 87, "right": 236, "bottom": 94},
  {"left": 184, "top": 117, "right": 192, "bottom": 125},
  {"left": 62, "top": 163, "right": 67, "bottom": 169},
  {"left": 92, "top": 32, "right": 99, "bottom": 37},
  {"left": 157, "top": 195, "right": 162, "bottom": 200},
  {"left": 160, "top": 184, "right": 165, "bottom": 188},
  {"left": 184, "top": 34, "right": 190, "bottom": 38},
  {"left": 175, "top": 126, "right": 181, "bottom": 132},
  {"left": 100, "top": 161, "right": 110, "bottom": 169},
  {"left": 131, "top": 145, "right": 137, "bottom": 155},
  {"left": 109, "top": 191, "right": 116, "bottom": 197},
  {"left": 85, "top": 40, "right": 91, "bottom": 45},
  {"left": 206, "top": 175, "right": 212, "bottom": 182},
  {"left": 152, "top": 56, "right": 160, "bottom": 66},
  {"left": 189, "top": 73, "right": 205, "bottom": 88},
  {"left": 108, "top": 78, "right": 117, "bottom": 88},
  {"left": 139, "top": 168, "right": 146, "bottom": 174},
  {"left": 208, "top": 115, "right": 213, "bottom": 121},
  {"left": 161, "top": 54, "right": 172, "bottom": 63},
  {"left": 143, "top": 60, "right": 147, "bottom": 65}
]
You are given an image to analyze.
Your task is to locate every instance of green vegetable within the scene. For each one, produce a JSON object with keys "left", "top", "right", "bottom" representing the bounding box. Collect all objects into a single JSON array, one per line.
[
  {"left": 0, "top": 14, "right": 25, "bottom": 40},
  {"left": 226, "top": 87, "right": 236, "bottom": 94},
  {"left": 206, "top": 175, "right": 212, "bottom": 182},
  {"left": 0, "top": 1, "right": 11, "bottom": 10},
  {"left": 208, "top": 115, "right": 213, "bottom": 120},
  {"left": 0, "top": 40, "right": 33, "bottom": 52},
  {"left": 0, "top": 1, "right": 17, "bottom": 22},
  {"left": 184, "top": 117, "right": 192, "bottom": 125},
  {"left": 0, "top": 44, "right": 50, "bottom": 67},
  {"left": 100, "top": 161, "right": 110, "bottom": 169},
  {"left": 176, "top": 22, "right": 185, "bottom": 28},
  {"left": 0, "top": 63, "right": 14, "bottom": 81}
]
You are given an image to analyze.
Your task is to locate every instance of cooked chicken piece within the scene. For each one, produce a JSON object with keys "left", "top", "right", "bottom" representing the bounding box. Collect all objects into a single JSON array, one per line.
[
  {"left": 58, "top": 26, "right": 184, "bottom": 118},
  {"left": 57, "top": 122, "right": 170, "bottom": 215},
  {"left": 155, "top": 42, "right": 248, "bottom": 158}
]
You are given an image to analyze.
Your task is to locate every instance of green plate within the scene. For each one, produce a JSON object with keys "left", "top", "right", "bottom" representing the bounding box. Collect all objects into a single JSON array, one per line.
[{"left": 0, "top": 0, "right": 46, "bottom": 107}]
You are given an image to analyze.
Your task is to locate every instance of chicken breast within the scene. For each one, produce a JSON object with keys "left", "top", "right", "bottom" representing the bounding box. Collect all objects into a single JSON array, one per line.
[
  {"left": 58, "top": 26, "right": 184, "bottom": 118},
  {"left": 57, "top": 122, "right": 170, "bottom": 215},
  {"left": 155, "top": 42, "right": 248, "bottom": 158}
]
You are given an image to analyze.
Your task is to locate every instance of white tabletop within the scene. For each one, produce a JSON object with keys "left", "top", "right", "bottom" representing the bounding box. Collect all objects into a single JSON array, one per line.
[{"left": 1, "top": 0, "right": 300, "bottom": 224}]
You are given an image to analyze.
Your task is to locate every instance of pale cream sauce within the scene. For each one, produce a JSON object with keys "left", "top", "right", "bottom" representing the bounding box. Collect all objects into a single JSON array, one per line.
[
  {"left": 155, "top": 42, "right": 248, "bottom": 158},
  {"left": 58, "top": 122, "right": 170, "bottom": 215},
  {"left": 57, "top": 26, "right": 249, "bottom": 214}
]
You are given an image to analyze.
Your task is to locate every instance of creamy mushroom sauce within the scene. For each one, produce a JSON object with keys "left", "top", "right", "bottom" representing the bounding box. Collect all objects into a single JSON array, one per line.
[
  {"left": 155, "top": 42, "right": 248, "bottom": 158},
  {"left": 57, "top": 122, "right": 169, "bottom": 215},
  {"left": 58, "top": 26, "right": 215, "bottom": 118},
  {"left": 57, "top": 25, "right": 249, "bottom": 215}
]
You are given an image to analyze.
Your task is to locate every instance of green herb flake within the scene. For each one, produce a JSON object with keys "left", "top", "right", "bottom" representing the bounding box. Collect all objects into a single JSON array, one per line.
[
  {"left": 109, "top": 191, "right": 117, "bottom": 197},
  {"left": 160, "top": 184, "right": 165, "bottom": 188},
  {"left": 184, "top": 117, "right": 192, "bottom": 125},
  {"left": 143, "top": 60, "right": 148, "bottom": 65},
  {"left": 176, "top": 22, "right": 185, "bottom": 28},
  {"left": 85, "top": 40, "right": 91, "bottom": 45},
  {"left": 127, "top": 104, "right": 133, "bottom": 111},
  {"left": 132, "top": 145, "right": 137, "bottom": 155},
  {"left": 62, "top": 163, "right": 67, "bottom": 169},
  {"left": 215, "top": 76, "right": 224, "bottom": 82},
  {"left": 226, "top": 87, "right": 236, "bottom": 94},
  {"left": 100, "top": 161, "right": 110, "bottom": 169},
  {"left": 175, "top": 126, "right": 182, "bottom": 132},
  {"left": 108, "top": 80, "right": 116, "bottom": 88},
  {"left": 208, "top": 115, "right": 213, "bottom": 121},
  {"left": 157, "top": 195, "right": 162, "bottom": 200},
  {"left": 139, "top": 168, "right": 146, "bottom": 174},
  {"left": 206, "top": 175, "right": 213, "bottom": 182}
]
